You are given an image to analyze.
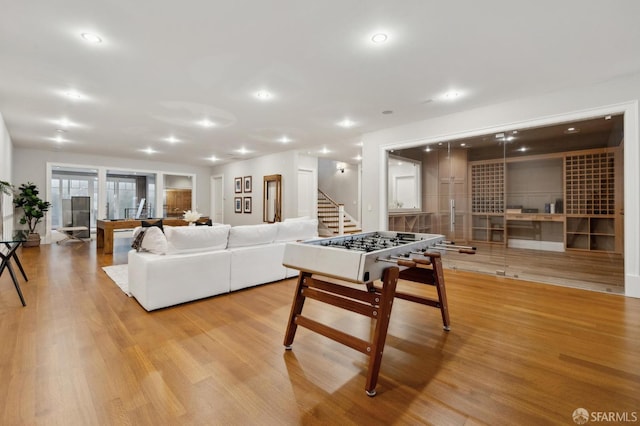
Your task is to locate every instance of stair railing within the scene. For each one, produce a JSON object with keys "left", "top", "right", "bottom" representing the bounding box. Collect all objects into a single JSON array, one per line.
[{"left": 318, "top": 189, "right": 360, "bottom": 235}]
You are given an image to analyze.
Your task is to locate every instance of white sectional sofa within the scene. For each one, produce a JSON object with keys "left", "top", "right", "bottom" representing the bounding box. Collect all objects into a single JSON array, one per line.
[{"left": 127, "top": 218, "right": 318, "bottom": 311}]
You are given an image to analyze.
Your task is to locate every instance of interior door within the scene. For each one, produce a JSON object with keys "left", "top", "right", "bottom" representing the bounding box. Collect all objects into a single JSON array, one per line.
[
  {"left": 297, "top": 169, "right": 315, "bottom": 218},
  {"left": 211, "top": 175, "right": 223, "bottom": 224}
]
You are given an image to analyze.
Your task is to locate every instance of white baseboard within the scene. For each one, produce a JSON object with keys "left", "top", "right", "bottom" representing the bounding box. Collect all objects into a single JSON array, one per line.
[{"left": 508, "top": 239, "right": 565, "bottom": 252}]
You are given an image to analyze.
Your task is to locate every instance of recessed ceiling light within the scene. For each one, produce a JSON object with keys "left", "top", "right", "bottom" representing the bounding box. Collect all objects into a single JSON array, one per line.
[
  {"left": 52, "top": 135, "right": 67, "bottom": 143},
  {"left": 354, "top": 155, "right": 362, "bottom": 161},
  {"left": 254, "top": 90, "right": 273, "bottom": 100},
  {"left": 208, "top": 155, "right": 218, "bottom": 162},
  {"left": 278, "top": 136, "right": 291, "bottom": 143},
  {"left": 237, "top": 147, "right": 250, "bottom": 154},
  {"left": 338, "top": 119, "right": 355, "bottom": 128},
  {"left": 460, "top": 143, "right": 466, "bottom": 147},
  {"left": 140, "top": 147, "right": 157, "bottom": 154},
  {"left": 320, "top": 147, "right": 330, "bottom": 154},
  {"left": 80, "top": 32, "right": 102, "bottom": 44},
  {"left": 198, "top": 119, "right": 215, "bottom": 128},
  {"left": 55, "top": 128, "right": 67, "bottom": 133},
  {"left": 425, "top": 147, "right": 432, "bottom": 152},
  {"left": 64, "top": 90, "right": 83, "bottom": 100},
  {"left": 371, "top": 33, "right": 388, "bottom": 43},
  {"left": 382, "top": 110, "right": 393, "bottom": 115},
  {"left": 55, "top": 117, "right": 73, "bottom": 128},
  {"left": 165, "top": 136, "right": 180, "bottom": 143},
  {"left": 442, "top": 91, "right": 462, "bottom": 100}
]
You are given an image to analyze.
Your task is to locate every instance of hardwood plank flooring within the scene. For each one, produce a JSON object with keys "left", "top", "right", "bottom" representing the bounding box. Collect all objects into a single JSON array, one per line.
[
  {"left": 0, "top": 240, "right": 638, "bottom": 425},
  {"left": 443, "top": 242, "right": 624, "bottom": 294}
]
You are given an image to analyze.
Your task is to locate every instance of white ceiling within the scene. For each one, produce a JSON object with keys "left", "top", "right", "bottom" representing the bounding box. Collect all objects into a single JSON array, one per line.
[{"left": 1, "top": 1, "right": 639, "bottom": 167}]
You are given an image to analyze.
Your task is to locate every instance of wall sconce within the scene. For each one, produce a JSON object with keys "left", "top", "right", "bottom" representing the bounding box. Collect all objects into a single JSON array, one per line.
[{"left": 336, "top": 162, "right": 346, "bottom": 173}]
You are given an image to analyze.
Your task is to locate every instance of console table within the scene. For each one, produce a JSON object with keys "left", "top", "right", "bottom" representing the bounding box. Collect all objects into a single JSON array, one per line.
[
  {"left": 96, "top": 218, "right": 206, "bottom": 254},
  {"left": 1, "top": 230, "right": 29, "bottom": 306}
]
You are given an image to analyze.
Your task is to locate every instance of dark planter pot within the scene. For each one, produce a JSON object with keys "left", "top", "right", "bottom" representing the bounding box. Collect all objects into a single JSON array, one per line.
[{"left": 23, "top": 232, "right": 41, "bottom": 247}]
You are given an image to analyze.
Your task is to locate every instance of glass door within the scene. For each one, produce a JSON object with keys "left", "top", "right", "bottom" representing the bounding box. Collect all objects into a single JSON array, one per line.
[{"left": 105, "top": 176, "right": 137, "bottom": 219}]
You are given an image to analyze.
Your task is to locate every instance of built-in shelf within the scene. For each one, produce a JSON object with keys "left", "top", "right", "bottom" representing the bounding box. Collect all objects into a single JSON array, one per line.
[
  {"left": 468, "top": 148, "right": 619, "bottom": 253},
  {"left": 471, "top": 214, "right": 504, "bottom": 243},
  {"left": 388, "top": 212, "right": 432, "bottom": 233},
  {"left": 566, "top": 216, "right": 615, "bottom": 251}
]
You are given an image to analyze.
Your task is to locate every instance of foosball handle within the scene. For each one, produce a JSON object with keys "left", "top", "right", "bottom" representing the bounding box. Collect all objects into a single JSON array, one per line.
[
  {"left": 459, "top": 249, "right": 476, "bottom": 254},
  {"left": 397, "top": 259, "right": 417, "bottom": 268},
  {"left": 413, "top": 258, "right": 431, "bottom": 266},
  {"left": 423, "top": 251, "right": 441, "bottom": 258}
]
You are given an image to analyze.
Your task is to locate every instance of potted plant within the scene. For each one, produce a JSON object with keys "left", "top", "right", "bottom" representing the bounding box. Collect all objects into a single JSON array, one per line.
[{"left": 13, "top": 182, "right": 51, "bottom": 247}]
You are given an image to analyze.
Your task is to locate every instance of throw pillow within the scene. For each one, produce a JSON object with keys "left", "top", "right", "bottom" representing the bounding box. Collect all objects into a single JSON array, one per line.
[
  {"left": 131, "top": 226, "right": 167, "bottom": 254},
  {"left": 142, "top": 219, "right": 164, "bottom": 232}
]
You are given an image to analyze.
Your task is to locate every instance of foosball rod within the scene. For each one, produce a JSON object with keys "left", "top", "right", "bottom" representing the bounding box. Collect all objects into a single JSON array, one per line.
[
  {"left": 376, "top": 257, "right": 431, "bottom": 268},
  {"left": 434, "top": 244, "right": 476, "bottom": 255},
  {"left": 390, "top": 255, "right": 431, "bottom": 265},
  {"left": 441, "top": 241, "right": 477, "bottom": 250}
]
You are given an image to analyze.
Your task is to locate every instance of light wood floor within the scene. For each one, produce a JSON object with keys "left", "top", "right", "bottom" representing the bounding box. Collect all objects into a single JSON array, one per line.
[
  {"left": 443, "top": 242, "right": 625, "bottom": 294},
  {"left": 0, "top": 239, "right": 638, "bottom": 425}
]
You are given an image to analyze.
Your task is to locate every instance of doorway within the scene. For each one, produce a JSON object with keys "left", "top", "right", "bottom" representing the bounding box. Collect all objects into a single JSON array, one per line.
[{"left": 388, "top": 114, "right": 625, "bottom": 293}]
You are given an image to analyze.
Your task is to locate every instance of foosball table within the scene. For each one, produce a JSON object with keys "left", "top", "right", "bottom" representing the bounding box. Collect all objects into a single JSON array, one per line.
[{"left": 282, "top": 231, "right": 475, "bottom": 396}]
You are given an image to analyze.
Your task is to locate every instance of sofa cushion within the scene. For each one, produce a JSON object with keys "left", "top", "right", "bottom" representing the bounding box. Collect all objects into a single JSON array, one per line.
[
  {"left": 227, "top": 223, "right": 278, "bottom": 248},
  {"left": 284, "top": 216, "right": 310, "bottom": 222},
  {"left": 275, "top": 218, "right": 318, "bottom": 242},
  {"left": 164, "top": 224, "right": 231, "bottom": 254},
  {"left": 131, "top": 226, "right": 168, "bottom": 254}
]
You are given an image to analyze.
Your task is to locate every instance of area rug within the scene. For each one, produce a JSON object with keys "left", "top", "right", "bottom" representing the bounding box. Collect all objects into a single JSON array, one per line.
[{"left": 102, "top": 264, "right": 131, "bottom": 296}]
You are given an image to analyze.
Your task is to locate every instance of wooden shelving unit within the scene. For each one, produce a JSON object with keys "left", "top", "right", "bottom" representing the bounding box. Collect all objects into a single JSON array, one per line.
[
  {"left": 471, "top": 214, "right": 505, "bottom": 243},
  {"left": 564, "top": 150, "right": 617, "bottom": 252},
  {"left": 388, "top": 212, "right": 432, "bottom": 233},
  {"left": 470, "top": 162, "right": 505, "bottom": 244},
  {"left": 471, "top": 162, "right": 504, "bottom": 214},
  {"left": 467, "top": 148, "right": 620, "bottom": 253}
]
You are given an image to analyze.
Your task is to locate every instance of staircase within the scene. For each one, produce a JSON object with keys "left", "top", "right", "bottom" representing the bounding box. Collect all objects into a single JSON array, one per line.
[{"left": 317, "top": 189, "right": 361, "bottom": 236}]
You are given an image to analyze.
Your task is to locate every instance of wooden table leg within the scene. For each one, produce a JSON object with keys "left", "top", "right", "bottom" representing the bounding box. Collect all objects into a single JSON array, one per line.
[
  {"left": 364, "top": 266, "right": 399, "bottom": 396},
  {"left": 283, "top": 271, "right": 311, "bottom": 349},
  {"left": 431, "top": 255, "right": 450, "bottom": 331},
  {"left": 96, "top": 227, "right": 104, "bottom": 250}
]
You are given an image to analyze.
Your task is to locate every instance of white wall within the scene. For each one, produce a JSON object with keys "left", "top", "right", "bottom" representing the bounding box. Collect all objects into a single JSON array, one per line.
[
  {"left": 361, "top": 71, "right": 640, "bottom": 298},
  {"left": 318, "top": 159, "right": 359, "bottom": 219},
  {"left": 12, "top": 147, "right": 212, "bottom": 232},
  {"left": 0, "top": 113, "right": 14, "bottom": 236},
  {"left": 211, "top": 150, "right": 318, "bottom": 226}
]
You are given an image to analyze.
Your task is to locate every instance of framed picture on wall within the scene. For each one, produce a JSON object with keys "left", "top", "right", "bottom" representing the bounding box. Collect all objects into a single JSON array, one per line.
[
  {"left": 234, "top": 177, "right": 242, "bottom": 193},
  {"left": 234, "top": 197, "right": 242, "bottom": 213},
  {"left": 243, "top": 197, "right": 252, "bottom": 213},
  {"left": 243, "top": 176, "right": 252, "bottom": 193}
]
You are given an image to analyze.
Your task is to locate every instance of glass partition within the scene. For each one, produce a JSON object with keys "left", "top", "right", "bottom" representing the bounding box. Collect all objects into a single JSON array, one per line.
[
  {"left": 387, "top": 114, "right": 625, "bottom": 294},
  {"left": 51, "top": 167, "right": 98, "bottom": 230},
  {"left": 163, "top": 174, "right": 193, "bottom": 217},
  {"left": 106, "top": 170, "right": 156, "bottom": 219}
]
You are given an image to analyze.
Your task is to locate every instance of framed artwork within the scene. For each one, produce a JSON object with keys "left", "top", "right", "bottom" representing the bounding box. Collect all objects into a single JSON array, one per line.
[
  {"left": 234, "top": 197, "right": 242, "bottom": 213},
  {"left": 243, "top": 176, "right": 252, "bottom": 193},
  {"left": 243, "top": 197, "right": 252, "bottom": 213},
  {"left": 234, "top": 177, "right": 242, "bottom": 193}
]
